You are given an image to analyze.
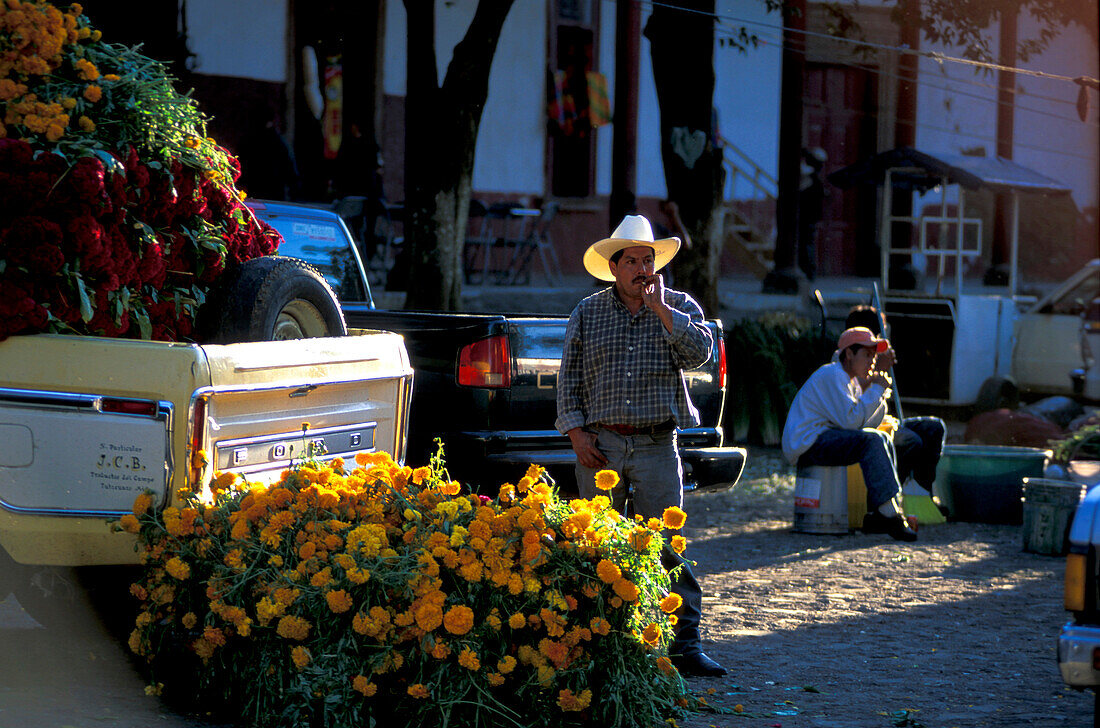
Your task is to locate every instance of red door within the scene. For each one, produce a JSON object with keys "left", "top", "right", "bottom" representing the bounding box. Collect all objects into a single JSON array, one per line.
[{"left": 804, "top": 64, "right": 879, "bottom": 277}]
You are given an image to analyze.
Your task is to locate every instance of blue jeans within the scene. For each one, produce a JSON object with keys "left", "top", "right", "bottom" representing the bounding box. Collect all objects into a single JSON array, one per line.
[
  {"left": 798, "top": 427, "right": 901, "bottom": 510},
  {"left": 894, "top": 416, "right": 946, "bottom": 491},
  {"left": 575, "top": 428, "right": 705, "bottom": 656}
]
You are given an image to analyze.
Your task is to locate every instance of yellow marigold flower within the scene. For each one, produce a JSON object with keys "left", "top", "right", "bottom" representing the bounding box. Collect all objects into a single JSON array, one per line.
[
  {"left": 164, "top": 557, "right": 191, "bottom": 580},
  {"left": 143, "top": 682, "right": 163, "bottom": 696},
  {"left": 457, "top": 647, "right": 480, "bottom": 671},
  {"left": 291, "top": 645, "right": 311, "bottom": 670},
  {"left": 536, "top": 664, "right": 556, "bottom": 686},
  {"left": 508, "top": 611, "right": 526, "bottom": 629},
  {"left": 276, "top": 615, "right": 311, "bottom": 641},
  {"left": 485, "top": 613, "right": 501, "bottom": 630},
  {"left": 663, "top": 506, "right": 687, "bottom": 530},
  {"left": 487, "top": 672, "right": 505, "bottom": 686},
  {"left": 82, "top": 84, "right": 101, "bottom": 103},
  {"left": 557, "top": 688, "right": 592, "bottom": 712},
  {"left": 407, "top": 684, "right": 430, "bottom": 699},
  {"left": 595, "top": 558, "right": 621, "bottom": 584},
  {"left": 670, "top": 534, "right": 687, "bottom": 554},
  {"left": 91, "top": 29, "right": 101, "bottom": 41},
  {"left": 660, "top": 593, "right": 683, "bottom": 613},
  {"left": 118, "top": 514, "right": 140, "bottom": 533},
  {"left": 594, "top": 469, "right": 619, "bottom": 491},
  {"left": 132, "top": 492, "right": 153, "bottom": 515},
  {"left": 352, "top": 675, "right": 377, "bottom": 696},
  {"left": 325, "top": 589, "right": 353, "bottom": 614},
  {"left": 641, "top": 622, "right": 661, "bottom": 645},
  {"left": 498, "top": 484, "right": 515, "bottom": 501}
]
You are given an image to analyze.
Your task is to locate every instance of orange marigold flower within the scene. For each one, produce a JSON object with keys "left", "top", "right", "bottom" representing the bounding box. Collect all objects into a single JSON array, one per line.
[
  {"left": 457, "top": 646, "right": 480, "bottom": 671},
  {"left": 325, "top": 589, "right": 353, "bottom": 613},
  {"left": 590, "top": 617, "right": 611, "bottom": 636},
  {"left": 164, "top": 557, "right": 190, "bottom": 580},
  {"left": 291, "top": 645, "right": 311, "bottom": 670},
  {"left": 641, "top": 622, "right": 661, "bottom": 645},
  {"left": 442, "top": 604, "right": 474, "bottom": 635},
  {"left": 497, "top": 655, "right": 517, "bottom": 674},
  {"left": 132, "top": 492, "right": 153, "bottom": 515},
  {"left": 276, "top": 615, "right": 311, "bottom": 641},
  {"left": 660, "top": 593, "right": 683, "bottom": 613},
  {"left": 662, "top": 506, "right": 687, "bottom": 530},
  {"left": 82, "top": 84, "right": 101, "bottom": 102},
  {"left": 595, "top": 559, "right": 621, "bottom": 584},
  {"left": 594, "top": 469, "right": 619, "bottom": 491},
  {"left": 557, "top": 688, "right": 592, "bottom": 712},
  {"left": 656, "top": 655, "right": 675, "bottom": 674},
  {"left": 670, "top": 534, "right": 687, "bottom": 554},
  {"left": 612, "top": 578, "right": 639, "bottom": 602},
  {"left": 118, "top": 514, "right": 140, "bottom": 533},
  {"left": 352, "top": 675, "right": 377, "bottom": 696},
  {"left": 487, "top": 672, "right": 505, "bottom": 686},
  {"left": 407, "top": 684, "right": 430, "bottom": 699}
]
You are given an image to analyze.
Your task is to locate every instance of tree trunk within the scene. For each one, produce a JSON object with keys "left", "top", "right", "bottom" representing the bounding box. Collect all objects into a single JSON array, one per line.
[
  {"left": 644, "top": 0, "right": 725, "bottom": 316},
  {"left": 403, "top": 0, "right": 515, "bottom": 310}
]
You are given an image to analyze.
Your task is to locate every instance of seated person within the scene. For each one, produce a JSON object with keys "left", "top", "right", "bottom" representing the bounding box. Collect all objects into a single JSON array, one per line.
[
  {"left": 781, "top": 327, "right": 918, "bottom": 542},
  {"left": 845, "top": 305, "right": 947, "bottom": 503}
]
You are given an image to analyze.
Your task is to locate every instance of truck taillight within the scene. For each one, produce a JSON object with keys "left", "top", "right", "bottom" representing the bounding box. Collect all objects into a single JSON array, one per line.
[
  {"left": 717, "top": 335, "right": 727, "bottom": 390},
  {"left": 101, "top": 397, "right": 158, "bottom": 416},
  {"left": 458, "top": 335, "right": 511, "bottom": 388},
  {"left": 1065, "top": 552, "right": 1087, "bottom": 612},
  {"left": 190, "top": 397, "right": 207, "bottom": 485}
]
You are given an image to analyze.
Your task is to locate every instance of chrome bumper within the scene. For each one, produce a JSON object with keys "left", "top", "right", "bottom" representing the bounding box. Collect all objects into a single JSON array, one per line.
[{"left": 1059, "top": 622, "right": 1100, "bottom": 687}]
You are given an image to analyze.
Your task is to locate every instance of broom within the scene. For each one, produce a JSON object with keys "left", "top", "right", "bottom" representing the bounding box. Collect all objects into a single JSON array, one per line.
[{"left": 902, "top": 480, "right": 947, "bottom": 525}]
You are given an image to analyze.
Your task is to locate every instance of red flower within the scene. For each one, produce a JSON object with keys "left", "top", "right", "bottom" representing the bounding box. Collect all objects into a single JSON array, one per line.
[{"left": 67, "top": 156, "right": 107, "bottom": 202}]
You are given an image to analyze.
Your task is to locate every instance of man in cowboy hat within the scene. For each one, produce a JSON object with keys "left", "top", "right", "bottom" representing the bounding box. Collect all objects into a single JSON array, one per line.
[
  {"left": 556, "top": 214, "right": 727, "bottom": 677},
  {"left": 781, "top": 327, "right": 918, "bottom": 542}
]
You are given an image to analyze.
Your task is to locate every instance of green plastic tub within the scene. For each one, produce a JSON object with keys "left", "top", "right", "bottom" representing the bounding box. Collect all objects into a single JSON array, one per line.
[{"left": 932, "top": 445, "right": 1050, "bottom": 525}]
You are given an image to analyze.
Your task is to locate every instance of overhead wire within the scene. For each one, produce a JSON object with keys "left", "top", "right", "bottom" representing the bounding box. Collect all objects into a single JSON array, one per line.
[
  {"left": 732, "top": 24, "right": 1096, "bottom": 130},
  {"left": 624, "top": 0, "right": 1098, "bottom": 159},
  {"left": 640, "top": 0, "right": 1098, "bottom": 88}
]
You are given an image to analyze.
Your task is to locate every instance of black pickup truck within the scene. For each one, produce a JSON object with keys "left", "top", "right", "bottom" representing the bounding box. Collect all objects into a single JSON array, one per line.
[{"left": 247, "top": 200, "right": 746, "bottom": 493}]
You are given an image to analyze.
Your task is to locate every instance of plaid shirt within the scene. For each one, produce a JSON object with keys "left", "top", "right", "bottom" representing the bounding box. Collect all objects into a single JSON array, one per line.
[{"left": 555, "top": 286, "right": 713, "bottom": 434}]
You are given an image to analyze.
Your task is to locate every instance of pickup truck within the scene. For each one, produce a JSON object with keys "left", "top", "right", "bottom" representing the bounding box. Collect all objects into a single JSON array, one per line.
[
  {"left": 0, "top": 310, "right": 413, "bottom": 623},
  {"left": 248, "top": 199, "right": 747, "bottom": 495}
]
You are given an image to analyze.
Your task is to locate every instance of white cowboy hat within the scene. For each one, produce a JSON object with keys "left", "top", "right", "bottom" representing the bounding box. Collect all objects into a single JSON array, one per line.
[{"left": 582, "top": 215, "right": 681, "bottom": 282}]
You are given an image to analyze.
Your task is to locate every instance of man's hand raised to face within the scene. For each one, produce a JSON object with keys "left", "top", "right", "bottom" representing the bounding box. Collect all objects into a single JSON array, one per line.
[{"left": 641, "top": 273, "right": 666, "bottom": 312}]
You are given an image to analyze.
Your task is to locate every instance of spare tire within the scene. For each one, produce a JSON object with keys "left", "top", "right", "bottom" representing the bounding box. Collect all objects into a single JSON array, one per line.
[{"left": 197, "top": 256, "right": 347, "bottom": 343}]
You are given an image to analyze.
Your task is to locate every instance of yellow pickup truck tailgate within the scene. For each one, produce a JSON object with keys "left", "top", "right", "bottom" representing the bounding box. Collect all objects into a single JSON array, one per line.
[{"left": 196, "top": 331, "right": 413, "bottom": 485}]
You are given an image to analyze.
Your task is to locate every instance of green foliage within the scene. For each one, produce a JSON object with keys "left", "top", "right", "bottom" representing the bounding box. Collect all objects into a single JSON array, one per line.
[{"left": 726, "top": 312, "right": 831, "bottom": 446}]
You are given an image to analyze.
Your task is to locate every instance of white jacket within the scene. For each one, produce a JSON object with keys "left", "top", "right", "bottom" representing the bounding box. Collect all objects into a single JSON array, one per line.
[{"left": 781, "top": 361, "right": 888, "bottom": 464}]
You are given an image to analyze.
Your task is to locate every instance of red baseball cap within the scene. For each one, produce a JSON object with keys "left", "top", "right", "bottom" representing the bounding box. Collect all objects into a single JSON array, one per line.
[{"left": 837, "top": 327, "right": 889, "bottom": 353}]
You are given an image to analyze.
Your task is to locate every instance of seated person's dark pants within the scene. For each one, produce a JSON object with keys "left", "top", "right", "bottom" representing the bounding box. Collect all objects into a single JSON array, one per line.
[
  {"left": 893, "top": 416, "right": 946, "bottom": 491},
  {"left": 797, "top": 427, "right": 902, "bottom": 510}
]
